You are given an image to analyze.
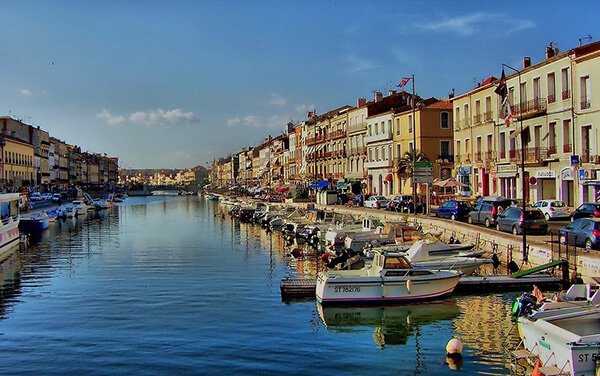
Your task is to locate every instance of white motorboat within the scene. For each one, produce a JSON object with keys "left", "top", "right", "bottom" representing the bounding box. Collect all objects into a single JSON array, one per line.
[
  {"left": 0, "top": 194, "right": 20, "bottom": 260},
  {"left": 72, "top": 200, "right": 90, "bottom": 216},
  {"left": 396, "top": 240, "right": 487, "bottom": 276},
  {"left": 323, "top": 217, "right": 378, "bottom": 247},
  {"left": 316, "top": 250, "right": 461, "bottom": 305},
  {"left": 343, "top": 221, "right": 423, "bottom": 251},
  {"left": 517, "top": 307, "right": 600, "bottom": 375},
  {"left": 513, "top": 283, "right": 600, "bottom": 319}
]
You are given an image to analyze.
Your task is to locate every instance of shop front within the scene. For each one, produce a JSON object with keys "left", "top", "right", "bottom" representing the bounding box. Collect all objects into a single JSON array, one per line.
[
  {"left": 496, "top": 164, "right": 518, "bottom": 199},
  {"left": 535, "top": 170, "right": 557, "bottom": 201},
  {"left": 580, "top": 168, "right": 600, "bottom": 202},
  {"left": 560, "top": 167, "right": 575, "bottom": 207}
]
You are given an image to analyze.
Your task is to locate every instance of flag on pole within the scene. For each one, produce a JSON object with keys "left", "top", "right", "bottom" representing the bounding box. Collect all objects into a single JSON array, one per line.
[
  {"left": 397, "top": 77, "right": 411, "bottom": 88},
  {"left": 495, "top": 69, "right": 513, "bottom": 126}
]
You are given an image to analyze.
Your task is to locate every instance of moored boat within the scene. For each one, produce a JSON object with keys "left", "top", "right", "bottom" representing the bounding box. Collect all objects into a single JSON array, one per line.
[
  {"left": 19, "top": 212, "right": 50, "bottom": 233},
  {"left": 316, "top": 250, "right": 461, "bottom": 305},
  {"left": 517, "top": 307, "right": 600, "bottom": 375},
  {"left": 0, "top": 193, "right": 21, "bottom": 260}
]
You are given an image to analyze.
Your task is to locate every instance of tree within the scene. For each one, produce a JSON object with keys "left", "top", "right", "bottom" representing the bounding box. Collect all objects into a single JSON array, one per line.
[{"left": 394, "top": 150, "right": 428, "bottom": 178}]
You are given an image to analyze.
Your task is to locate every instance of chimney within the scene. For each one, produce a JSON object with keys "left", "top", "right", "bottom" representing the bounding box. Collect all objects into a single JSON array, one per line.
[
  {"left": 357, "top": 98, "right": 367, "bottom": 107},
  {"left": 374, "top": 91, "right": 383, "bottom": 102},
  {"left": 546, "top": 46, "right": 554, "bottom": 59},
  {"left": 388, "top": 89, "right": 396, "bottom": 96},
  {"left": 523, "top": 56, "right": 531, "bottom": 68}
]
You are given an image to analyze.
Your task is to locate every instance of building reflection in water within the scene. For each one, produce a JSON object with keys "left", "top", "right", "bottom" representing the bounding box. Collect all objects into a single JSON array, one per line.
[
  {"left": 317, "top": 299, "right": 460, "bottom": 349},
  {"left": 452, "top": 294, "right": 520, "bottom": 370}
]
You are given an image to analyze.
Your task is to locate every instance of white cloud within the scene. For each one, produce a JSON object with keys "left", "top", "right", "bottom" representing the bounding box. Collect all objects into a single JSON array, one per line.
[
  {"left": 417, "top": 12, "right": 535, "bottom": 36},
  {"left": 20, "top": 89, "right": 32, "bottom": 96},
  {"left": 97, "top": 108, "right": 198, "bottom": 127},
  {"left": 96, "top": 109, "right": 126, "bottom": 125},
  {"left": 268, "top": 93, "right": 287, "bottom": 107},
  {"left": 345, "top": 54, "right": 379, "bottom": 73},
  {"left": 129, "top": 108, "right": 198, "bottom": 126},
  {"left": 226, "top": 117, "right": 241, "bottom": 126},
  {"left": 242, "top": 115, "right": 261, "bottom": 127}
]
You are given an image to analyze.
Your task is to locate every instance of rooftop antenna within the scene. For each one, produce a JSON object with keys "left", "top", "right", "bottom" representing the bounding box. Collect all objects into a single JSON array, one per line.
[{"left": 578, "top": 34, "right": 592, "bottom": 46}]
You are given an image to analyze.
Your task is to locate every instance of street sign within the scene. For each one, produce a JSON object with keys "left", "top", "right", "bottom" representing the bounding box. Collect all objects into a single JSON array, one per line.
[
  {"left": 413, "top": 161, "right": 433, "bottom": 183},
  {"left": 571, "top": 155, "right": 580, "bottom": 166}
]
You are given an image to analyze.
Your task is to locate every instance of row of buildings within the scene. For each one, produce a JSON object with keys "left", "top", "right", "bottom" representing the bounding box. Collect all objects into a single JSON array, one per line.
[
  {"left": 119, "top": 169, "right": 197, "bottom": 187},
  {"left": 211, "top": 40, "right": 600, "bottom": 208},
  {"left": 0, "top": 116, "right": 119, "bottom": 191}
]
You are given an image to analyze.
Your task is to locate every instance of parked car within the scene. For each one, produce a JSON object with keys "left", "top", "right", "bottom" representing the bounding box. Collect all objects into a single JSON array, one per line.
[
  {"left": 495, "top": 207, "right": 548, "bottom": 235},
  {"left": 532, "top": 199, "right": 570, "bottom": 221},
  {"left": 353, "top": 194, "right": 367, "bottom": 207},
  {"left": 467, "top": 197, "right": 513, "bottom": 227},
  {"left": 559, "top": 218, "right": 600, "bottom": 250},
  {"left": 364, "top": 195, "right": 388, "bottom": 209},
  {"left": 28, "top": 192, "right": 43, "bottom": 201},
  {"left": 41, "top": 193, "right": 53, "bottom": 200},
  {"left": 385, "top": 195, "right": 414, "bottom": 213},
  {"left": 435, "top": 199, "right": 473, "bottom": 221},
  {"left": 569, "top": 202, "right": 600, "bottom": 222},
  {"left": 52, "top": 193, "right": 62, "bottom": 202}
]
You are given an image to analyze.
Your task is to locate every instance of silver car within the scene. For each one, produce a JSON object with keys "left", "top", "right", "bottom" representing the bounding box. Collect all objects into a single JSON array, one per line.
[{"left": 532, "top": 199, "right": 570, "bottom": 220}]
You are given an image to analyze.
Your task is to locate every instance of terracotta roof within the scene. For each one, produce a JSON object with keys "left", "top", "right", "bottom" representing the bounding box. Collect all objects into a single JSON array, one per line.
[{"left": 424, "top": 100, "right": 452, "bottom": 109}]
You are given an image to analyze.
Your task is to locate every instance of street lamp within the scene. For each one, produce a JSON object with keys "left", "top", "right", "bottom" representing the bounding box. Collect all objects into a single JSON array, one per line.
[
  {"left": 502, "top": 63, "right": 528, "bottom": 261},
  {"left": 411, "top": 74, "right": 417, "bottom": 214},
  {"left": 314, "top": 122, "right": 321, "bottom": 202}
]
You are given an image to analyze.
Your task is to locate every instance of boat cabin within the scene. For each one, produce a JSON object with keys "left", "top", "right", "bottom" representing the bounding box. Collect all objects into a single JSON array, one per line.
[{"left": 370, "top": 251, "right": 436, "bottom": 277}]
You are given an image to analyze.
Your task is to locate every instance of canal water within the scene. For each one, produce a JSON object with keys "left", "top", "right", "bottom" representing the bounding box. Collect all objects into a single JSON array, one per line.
[{"left": 0, "top": 196, "right": 522, "bottom": 375}]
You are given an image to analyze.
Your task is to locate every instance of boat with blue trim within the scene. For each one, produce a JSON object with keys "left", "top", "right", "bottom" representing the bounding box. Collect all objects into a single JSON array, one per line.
[
  {"left": 316, "top": 250, "right": 461, "bottom": 305},
  {"left": 19, "top": 212, "right": 50, "bottom": 233}
]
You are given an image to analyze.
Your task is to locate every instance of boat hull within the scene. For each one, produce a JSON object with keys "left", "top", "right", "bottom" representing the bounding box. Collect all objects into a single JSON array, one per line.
[
  {"left": 518, "top": 309, "right": 600, "bottom": 375},
  {"left": 19, "top": 217, "right": 49, "bottom": 232},
  {"left": 316, "top": 272, "right": 460, "bottom": 305}
]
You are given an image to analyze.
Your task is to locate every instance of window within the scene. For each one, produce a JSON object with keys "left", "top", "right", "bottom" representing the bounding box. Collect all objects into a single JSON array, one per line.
[
  {"left": 440, "top": 112, "right": 449, "bottom": 129},
  {"left": 561, "top": 67, "right": 570, "bottom": 99},
  {"left": 533, "top": 77, "right": 540, "bottom": 102},
  {"left": 396, "top": 144, "right": 402, "bottom": 159},
  {"left": 387, "top": 119, "right": 392, "bottom": 134},
  {"left": 408, "top": 115, "right": 413, "bottom": 133},
  {"left": 395, "top": 118, "right": 400, "bottom": 135},
  {"left": 463, "top": 104, "right": 469, "bottom": 126},
  {"left": 440, "top": 140, "right": 450, "bottom": 157},
  {"left": 548, "top": 122, "right": 556, "bottom": 153},
  {"left": 454, "top": 107, "right": 460, "bottom": 129},
  {"left": 581, "top": 75, "right": 591, "bottom": 109},
  {"left": 547, "top": 72, "right": 556, "bottom": 103},
  {"left": 563, "top": 120, "right": 572, "bottom": 152}
]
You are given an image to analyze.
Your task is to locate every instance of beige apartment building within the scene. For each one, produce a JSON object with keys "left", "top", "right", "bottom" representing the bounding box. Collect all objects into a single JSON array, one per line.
[
  {"left": 453, "top": 41, "right": 600, "bottom": 207},
  {"left": 345, "top": 99, "right": 368, "bottom": 184}
]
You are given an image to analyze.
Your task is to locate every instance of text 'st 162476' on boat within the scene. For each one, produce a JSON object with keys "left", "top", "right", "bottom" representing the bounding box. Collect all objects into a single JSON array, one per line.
[{"left": 316, "top": 250, "right": 461, "bottom": 305}]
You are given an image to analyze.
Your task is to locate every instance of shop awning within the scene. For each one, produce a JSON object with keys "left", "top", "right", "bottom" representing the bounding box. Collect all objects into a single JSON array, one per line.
[
  {"left": 309, "top": 180, "right": 329, "bottom": 190},
  {"left": 583, "top": 180, "right": 600, "bottom": 186},
  {"left": 385, "top": 173, "right": 393, "bottom": 182}
]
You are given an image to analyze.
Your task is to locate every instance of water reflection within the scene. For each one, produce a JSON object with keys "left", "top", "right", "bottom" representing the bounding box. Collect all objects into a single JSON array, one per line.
[{"left": 317, "top": 299, "right": 460, "bottom": 349}]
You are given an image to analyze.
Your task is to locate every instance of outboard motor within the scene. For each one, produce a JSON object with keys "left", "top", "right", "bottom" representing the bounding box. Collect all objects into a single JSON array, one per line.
[{"left": 511, "top": 292, "right": 538, "bottom": 319}]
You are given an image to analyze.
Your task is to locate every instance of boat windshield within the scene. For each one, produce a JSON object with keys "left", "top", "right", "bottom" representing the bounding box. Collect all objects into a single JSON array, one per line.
[{"left": 384, "top": 256, "right": 412, "bottom": 270}]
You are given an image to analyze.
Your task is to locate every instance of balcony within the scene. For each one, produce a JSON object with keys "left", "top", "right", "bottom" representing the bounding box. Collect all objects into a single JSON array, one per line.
[
  {"left": 347, "top": 121, "right": 367, "bottom": 134},
  {"left": 348, "top": 146, "right": 366, "bottom": 156},
  {"left": 563, "top": 144, "right": 572, "bottom": 153},
  {"left": 365, "top": 130, "right": 393, "bottom": 143},
  {"left": 509, "top": 150, "right": 517, "bottom": 162},
  {"left": 548, "top": 145, "right": 557, "bottom": 155},
  {"left": 581, "top": 97, "right": 591, "bottom": 110},
  {"left": 328, "top": 130, "right": 346, "bottom": 140},
  {"left": 548, "top": 94, "right": 556, "bottom": 104},
  {"left": 562, "top": 90, "right": 571, "bottom": 100},
  {"left": 483, "top": 111, "right": 493, "bottom": 123},
  {"left": 364, "top": 159, "right": 393, "bottom": 169},
  {"left": 474, "top": 151, "right": 483, "bottom": 162},
  {"left": 473, "top": 114, "right": 481, "bottom": 125},
  {"left": 485, "top": 151, "right": 494, "bottom": 161},
  {"left": 510, "top": 97, "right": 547, "bottom": 119},
  {"left": 500, "top": 150, "right": 506, "bottom": 159},
  {"left": 437, "top": 154, "right": 454, "bottom": 162}
]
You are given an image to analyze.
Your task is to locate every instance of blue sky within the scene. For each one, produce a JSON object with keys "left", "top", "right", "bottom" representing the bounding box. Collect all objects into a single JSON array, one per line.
[{"left": 1, "top": 1, "right": 598, "bottom": 169}]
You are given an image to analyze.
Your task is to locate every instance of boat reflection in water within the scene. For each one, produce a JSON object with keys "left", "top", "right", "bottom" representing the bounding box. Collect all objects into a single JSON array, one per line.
[{"left": 317, "top": 299, "right": 460, "bottom": 348}]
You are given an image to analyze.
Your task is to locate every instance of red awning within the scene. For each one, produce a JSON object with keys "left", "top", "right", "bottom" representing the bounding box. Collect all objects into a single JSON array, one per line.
[
  {"left": 385, "top": 173, "right": 393, "bottom": 182},
  {"left": 276, "top": 187, "right": 289, "bottom": 193}
]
